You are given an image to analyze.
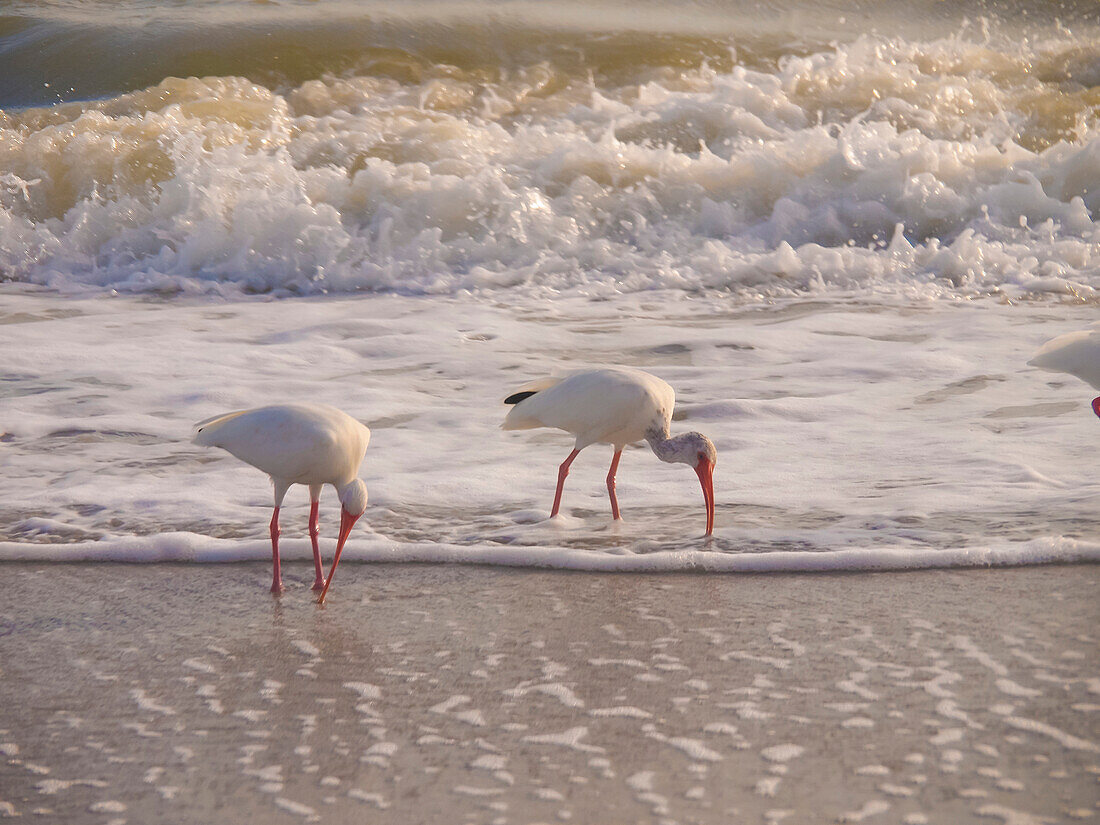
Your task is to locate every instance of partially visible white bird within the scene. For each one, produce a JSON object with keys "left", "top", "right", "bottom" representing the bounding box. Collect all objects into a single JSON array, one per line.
[
  {"left": 502, "top": 367, "right": 717, "bottom": 535},
  {"left": 193, "top": 403, "right": 370, "bottom": 602},
  {"left": 1028, "top": 329, "right": 1100, "bottom": 419}
]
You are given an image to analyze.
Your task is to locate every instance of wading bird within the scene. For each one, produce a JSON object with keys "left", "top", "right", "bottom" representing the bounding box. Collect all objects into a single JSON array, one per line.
[
  {"left": 502, "top": 367, "right": 717, "bottom": 534},
  {"left": 1029, "top": 329, "right": 1100, "bottom": 419},
  {"left": 193, "top": 403, "right": 370, "bottom": 602}
]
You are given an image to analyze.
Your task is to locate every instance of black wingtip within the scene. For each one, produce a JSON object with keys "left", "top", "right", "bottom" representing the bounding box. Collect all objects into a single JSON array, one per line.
[{"left": 504, "top": 391, "right": 538, "bottom": 405}]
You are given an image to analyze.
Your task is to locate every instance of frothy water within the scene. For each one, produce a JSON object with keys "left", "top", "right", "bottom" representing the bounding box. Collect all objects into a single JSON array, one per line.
[{"left": 0, "top": 291, "right": 1097, "bottom": 570}]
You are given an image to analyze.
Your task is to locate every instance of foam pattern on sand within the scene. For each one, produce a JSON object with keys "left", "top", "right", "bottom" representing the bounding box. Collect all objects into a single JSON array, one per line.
[{"left": 1, "top": 566, "right": 1096, "bottom": 822}]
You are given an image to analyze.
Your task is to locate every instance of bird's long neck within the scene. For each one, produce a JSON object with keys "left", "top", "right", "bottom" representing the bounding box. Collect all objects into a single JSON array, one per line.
[{"left": 646, "top": 423, "right": 684, "bottom": 464}]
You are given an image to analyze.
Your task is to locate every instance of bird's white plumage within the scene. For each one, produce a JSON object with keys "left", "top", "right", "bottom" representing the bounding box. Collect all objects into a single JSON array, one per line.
[
  {"left": 503, "top": 367, "right": 675, "bottom": 450},
  {"left": 193, "top": 402, "right": 371, "bottom": 599},
  {"left": 502, "top": 366, "right": 716, "bottom": 534},
  {"left": 194, "top": 403, "right": 370, "bottom": 489},
  {"left": 1028, "top": 329, "right": 1100, "bottom": 390}
]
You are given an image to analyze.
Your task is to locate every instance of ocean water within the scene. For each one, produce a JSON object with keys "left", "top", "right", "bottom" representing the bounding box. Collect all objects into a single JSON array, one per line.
[{"left": 1, "top": 0, "right": 1098, "bottom": 571}]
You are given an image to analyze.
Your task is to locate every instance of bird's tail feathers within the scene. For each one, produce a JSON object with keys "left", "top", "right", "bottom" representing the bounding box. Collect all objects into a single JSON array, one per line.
[
  {"left": 501, "top": 375, "right": 561, "bottom": 405},
  {"left": 501, "top": 375, "right": 564, "bottom": 430}
]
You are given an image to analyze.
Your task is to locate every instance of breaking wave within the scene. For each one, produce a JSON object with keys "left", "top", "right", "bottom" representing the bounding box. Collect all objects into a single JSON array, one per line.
[{"left": 1, "top": 2, "right": 1098, "bottom": 299}]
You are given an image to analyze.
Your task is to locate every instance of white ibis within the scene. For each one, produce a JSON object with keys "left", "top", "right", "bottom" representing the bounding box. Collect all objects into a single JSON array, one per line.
[
  {"left": 502, "top": 367, "right": 717, "bottom": 534},
  {"left": 1028, "top": 329, "right": 1100, "bottom": 419},
  {"left": 193, "top": 403, "right": 370, "bottom": 602}
]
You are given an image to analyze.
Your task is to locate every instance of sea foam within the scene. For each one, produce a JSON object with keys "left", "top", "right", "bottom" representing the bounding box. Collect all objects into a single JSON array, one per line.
[
  {"left": 0, "top": 532, "right": 1097, "bottom": 573},
  {"left": 1, "top": 29, "right": 1097, "bottom": 299}
]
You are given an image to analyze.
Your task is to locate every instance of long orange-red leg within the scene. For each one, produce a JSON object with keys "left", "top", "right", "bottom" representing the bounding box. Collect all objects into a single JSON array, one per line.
[
  {"left": 308, "top": 500, "right": 325, "bottom": 591},
  {"left": 606, "top": 449, "right": 623, "bottom": 520},
  {"left": 550, "top": 449, "right": 580, "bottom": 517},
  {"left": 269, "top": 507, "right": 284, "bottom": 595}
]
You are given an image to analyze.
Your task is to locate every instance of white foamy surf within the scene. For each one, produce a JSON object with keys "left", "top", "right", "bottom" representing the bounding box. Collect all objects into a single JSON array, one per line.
[
  {"left": 1, "top": 9, "right": 1098, "bottom": 300},
  {"left": 1, "top": 533, "right": 1098, "bottom": 572},
  {"left": 1, "top": 292, "right": 1097, "bottom": 572}
]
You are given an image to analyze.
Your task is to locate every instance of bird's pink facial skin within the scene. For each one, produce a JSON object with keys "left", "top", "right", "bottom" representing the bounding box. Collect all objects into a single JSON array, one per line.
[
  {"left": 694, "top": 455, "right": 715, "bottom": 536},
  {"left": 317, "top": 508, "right": 360, "bottom": 604},
  {"left": 1092, "top": 397, "right": 1100, "bottom": 419}
]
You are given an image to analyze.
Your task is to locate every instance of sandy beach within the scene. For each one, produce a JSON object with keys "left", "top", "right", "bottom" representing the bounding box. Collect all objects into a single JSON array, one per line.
[{"left": 1, "top": 563, "right": 1097, "bottom": 824}]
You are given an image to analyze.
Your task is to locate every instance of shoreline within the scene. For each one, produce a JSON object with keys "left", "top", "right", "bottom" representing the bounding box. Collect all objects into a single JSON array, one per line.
[{"left": 2, "top": 533, "right": 1098, "bottom": 572}]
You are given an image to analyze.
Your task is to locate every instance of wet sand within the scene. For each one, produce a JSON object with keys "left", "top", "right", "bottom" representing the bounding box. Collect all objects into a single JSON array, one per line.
[{"left": 1, "top": 563, "right": 1097, "bottom": 824}]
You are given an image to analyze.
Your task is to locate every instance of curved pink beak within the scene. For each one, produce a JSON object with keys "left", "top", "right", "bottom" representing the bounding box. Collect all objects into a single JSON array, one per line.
[
  {"left": 1092, "top": 397, "right": 1099, "bottom": 419},
  {"left": 318, "top": 508, "right": 360, "bottom": 604},
  {"left": 694, "top": 456, "right": 715, "bottom": 536}
]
